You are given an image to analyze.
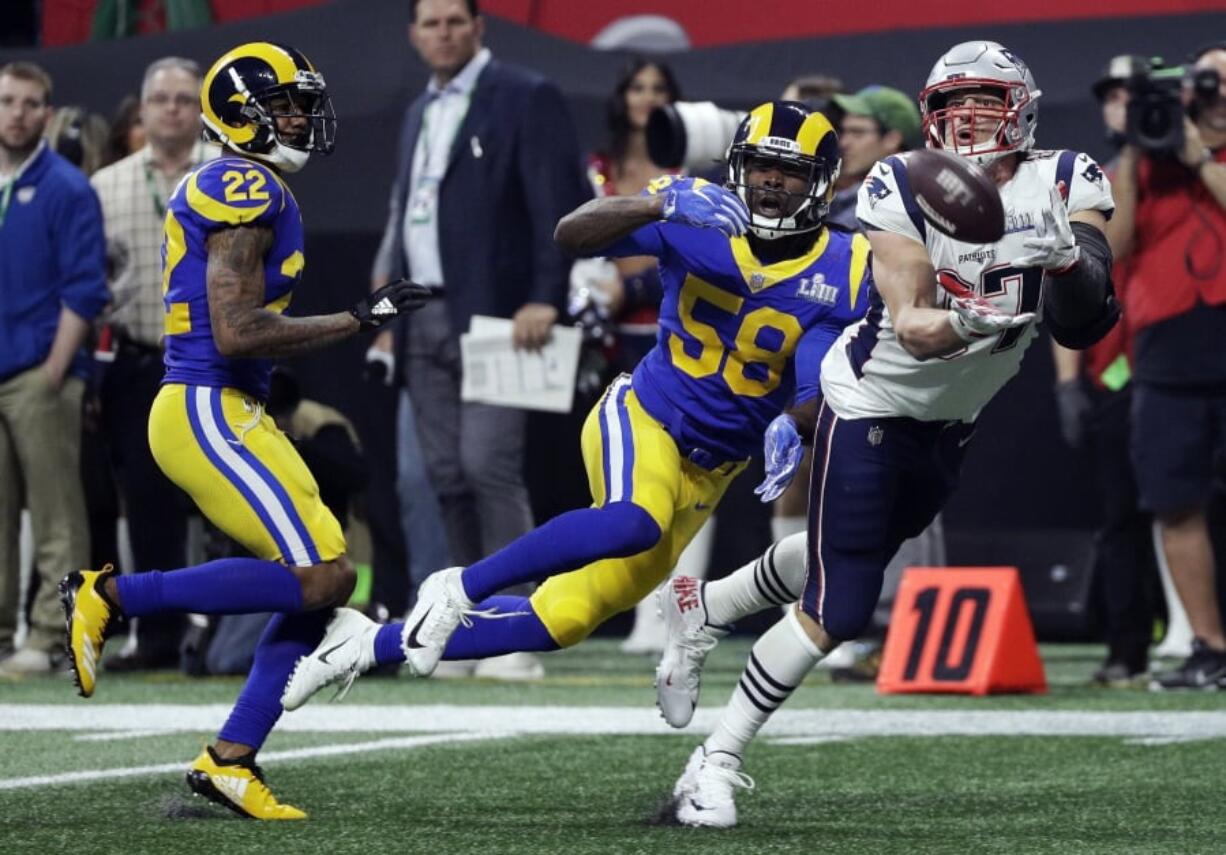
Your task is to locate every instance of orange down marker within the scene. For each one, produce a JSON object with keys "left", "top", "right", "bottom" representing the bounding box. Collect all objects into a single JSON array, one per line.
[{"left": 876, "top": 567, "right": 1047, "bottom": 695}]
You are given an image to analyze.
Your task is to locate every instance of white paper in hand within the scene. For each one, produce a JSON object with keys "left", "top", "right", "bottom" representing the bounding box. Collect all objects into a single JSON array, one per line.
[{"left": 460, "top": 315, "right": 582, "bottom": 413}]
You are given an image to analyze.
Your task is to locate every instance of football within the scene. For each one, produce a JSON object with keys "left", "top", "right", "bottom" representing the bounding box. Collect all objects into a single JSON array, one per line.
[{"left": 906, "top": 149, "right": 1005, "bottom": 244}]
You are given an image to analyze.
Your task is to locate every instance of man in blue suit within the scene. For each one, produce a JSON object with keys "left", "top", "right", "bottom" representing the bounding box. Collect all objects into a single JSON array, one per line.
[{"left": 369, "top": 0, "right": 589, "bottom": 678}]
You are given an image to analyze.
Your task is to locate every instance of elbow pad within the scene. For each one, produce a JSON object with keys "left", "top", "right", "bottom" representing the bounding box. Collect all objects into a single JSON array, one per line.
[{"left": 1044, "top": 222, "right": 1120, "bottom": 350}]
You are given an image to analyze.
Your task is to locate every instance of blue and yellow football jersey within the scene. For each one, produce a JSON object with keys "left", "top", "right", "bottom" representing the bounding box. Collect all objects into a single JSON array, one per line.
[
  {"left": 160, "top": 153, "right": 305, "bottom": 400},
  {"left": 605, "top": 175, "right": 872, "bottom": 463}
]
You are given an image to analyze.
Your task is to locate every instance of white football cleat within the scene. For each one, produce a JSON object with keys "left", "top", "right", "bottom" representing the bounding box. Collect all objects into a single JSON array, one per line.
[
  {"left": 400, "top": 566, "right": 474, "bottom": 677},
  {"left": 281, "top": 608, "right": 378, "bottom": 711},
  {"left": 675, "top": 748, "right": 754, "bottom": 829},
  {"left": 656, "top": 576, "right": 727, "bottom": 728},
  {"left": 672, "top": 745, "right": 706, "bottom": 800}
]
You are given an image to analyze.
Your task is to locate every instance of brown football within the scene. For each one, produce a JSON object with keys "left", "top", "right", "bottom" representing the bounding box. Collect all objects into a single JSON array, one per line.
[{"left": 905, "top": 149, "right": 1005, "bottom": 244}]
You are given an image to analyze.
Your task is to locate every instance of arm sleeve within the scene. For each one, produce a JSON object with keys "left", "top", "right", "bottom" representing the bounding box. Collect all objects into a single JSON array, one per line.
[
  {"left": 516, "top": 79, "right": 592, "bottom": 308},
  {"left": 54, "top": 180, "right": 110, "bottom": 321},
  {"left": 793, "top": 323, "right": 843, "bottom": 405},
  {"left": 1045, "top": 221, "right": 1120, "bottom": 349},
  {"left": 603, "top": 224, "right": 666, "bottom": 258}
]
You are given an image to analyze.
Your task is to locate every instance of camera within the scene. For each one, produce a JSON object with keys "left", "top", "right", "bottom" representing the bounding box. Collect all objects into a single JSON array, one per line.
[
  {"left": 646, "top": 101, "right": 745, "bottom": 173},
  {"left": 1125, "top": 57, "right": 1221, "bottom": 153}
]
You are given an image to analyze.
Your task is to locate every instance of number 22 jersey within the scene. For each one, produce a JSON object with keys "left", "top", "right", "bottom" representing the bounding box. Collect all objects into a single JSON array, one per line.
[
  {"left": 821, "top": 149, "right": 1114, "bottom": 423},
  {"left": 160, "top": 153, "right": 306, "bottom": 400}
]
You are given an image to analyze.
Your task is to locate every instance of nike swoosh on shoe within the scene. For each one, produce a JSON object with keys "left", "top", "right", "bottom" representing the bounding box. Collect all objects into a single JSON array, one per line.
[
  {"left": 318, "top": 641, "right": 348, "bottom": 665},
  {"left": 406, "top": 608, "right": 432, "bottom": 649}
]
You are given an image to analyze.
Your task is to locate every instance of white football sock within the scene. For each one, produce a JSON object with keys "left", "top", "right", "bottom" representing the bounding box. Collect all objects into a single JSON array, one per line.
[
  {"left": 704, "top": 532, "right": 806, "bottom": 627},
  {"left": 675, "top": 516, "right": 716, "bottom": 581},
  {"left": 770, "top": 515, "right": 806, "bottom": 544},
  {"left": 704, "top": 608, "right": 823, "bottom": 760}
]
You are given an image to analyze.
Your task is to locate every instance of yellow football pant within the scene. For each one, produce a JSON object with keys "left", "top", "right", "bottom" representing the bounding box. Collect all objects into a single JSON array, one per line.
[
  {"left": 148, "top": 384, "right": 345, "bottom": 566},
  {"left": 530, "top": 376, "right": 743, "bottom": 646}
]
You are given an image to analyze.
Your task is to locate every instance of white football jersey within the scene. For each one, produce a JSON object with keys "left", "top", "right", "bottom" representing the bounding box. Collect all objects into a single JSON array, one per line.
[{"left": 820, "top": 149, "right": 1113, "bottom": 422}]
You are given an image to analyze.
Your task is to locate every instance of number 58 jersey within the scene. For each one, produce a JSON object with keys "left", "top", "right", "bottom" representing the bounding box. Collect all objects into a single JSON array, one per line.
[
  {"left": 160, "top": 154, "right": 306, "bottom": 400},
  {"left": 604, "top": 177, "right": 872, "bottom": 463},
  {"left": 821, "top": 150, "right": 1114, "bottom": 423}
]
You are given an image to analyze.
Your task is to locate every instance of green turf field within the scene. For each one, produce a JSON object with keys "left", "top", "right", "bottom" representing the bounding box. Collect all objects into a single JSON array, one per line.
[{"left": 1, "top": 641, "right": 1224, "bottom": 854}]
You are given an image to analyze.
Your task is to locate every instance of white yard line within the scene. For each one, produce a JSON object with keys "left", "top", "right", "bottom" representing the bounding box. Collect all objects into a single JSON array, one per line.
[
  {"left": 0, "top": 731, "right": 502, "bottom": 791},
  {"left": 75, "top": 729, "right": 180, "bottom": 742},
  {"left": 4, "top": 704, "right": 1226, "bottom": 738},
  {"left": 4, "top": 703, "right": 1224, "bottom": 792}
]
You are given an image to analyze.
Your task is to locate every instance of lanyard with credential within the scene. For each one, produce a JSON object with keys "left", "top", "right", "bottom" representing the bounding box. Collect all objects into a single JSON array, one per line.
[
  {"left": 142, "top": 160, "right": 168, "bottom": 220},
  {"left": 0, "top": 179, "right": 13, "bottom": 230},
  {"left": 418, "top": 91, "right": 472, "bottom": 176}
]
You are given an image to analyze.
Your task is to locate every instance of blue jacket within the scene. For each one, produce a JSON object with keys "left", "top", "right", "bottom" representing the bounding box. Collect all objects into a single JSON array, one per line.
[
  {"left": 0, "top": 143, "right": 109, "bottom": 382},
  {"left": 388, "top": 59, "right": 591, "bottom": 362}
]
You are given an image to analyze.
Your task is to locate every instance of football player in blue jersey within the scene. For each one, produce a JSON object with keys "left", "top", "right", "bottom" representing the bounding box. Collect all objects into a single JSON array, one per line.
[
  {"left": 58, "top": 42, "right": 431, "bottom": 820},
  {"left": 280, "top": 100, "right": 872, "bottom": 709}
]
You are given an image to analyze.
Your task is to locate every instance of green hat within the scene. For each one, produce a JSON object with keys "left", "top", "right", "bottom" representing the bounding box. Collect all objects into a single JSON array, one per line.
[{"left": 833, "top": 85, "right": 922, "bottom": 148}]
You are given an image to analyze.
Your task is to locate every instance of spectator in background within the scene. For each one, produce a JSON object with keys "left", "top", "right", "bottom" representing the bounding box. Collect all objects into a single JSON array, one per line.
[
  {"left": 0, "top": 62, "right": 108, "bottom": 676},
  {"left": 44, "top": 105, "right": 109, "bottom": 176},
  {"left": 1051, "top": 57, "right": 1158, "bottom": 686},
  {"left": 104, "top": 94, "right": 144, "bottom": 167},
  {"left": 827, "top": 85, "right": 921, "bottom": 231},
  {"left": 42, "top": 101, "right": 119, "bottom": 578},
  {"left": 89, "top": 56, "right": 211, "bottom": 672},
  {"left": 368, "top": 0, "right": 589, "bottom": 679},
  {"left": 1110, "top": 44, "right": 1226, "bottom": 689},
  {"left": 368, "top": 165, "right": 453, "bottom": 629},
  {"left": 581, "top": 56, "right": 681, "bottom": 371}
]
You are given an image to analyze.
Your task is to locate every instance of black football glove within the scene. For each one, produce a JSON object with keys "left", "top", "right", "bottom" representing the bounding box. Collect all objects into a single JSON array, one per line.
[{"left": 350, "top": 279, "right": 434, "bottom": 330}]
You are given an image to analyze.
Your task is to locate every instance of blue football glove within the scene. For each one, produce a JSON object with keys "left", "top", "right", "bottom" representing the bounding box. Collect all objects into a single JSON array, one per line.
[
  {"left": 661, "top": 182, "right": 751, "bottom": 237},
  {"left": 754, "top": 414, "right": 804, "bottom": 503}
]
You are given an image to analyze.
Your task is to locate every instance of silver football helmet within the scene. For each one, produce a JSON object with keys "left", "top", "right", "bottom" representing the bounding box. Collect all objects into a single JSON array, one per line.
[{"left": 919, "top": 41, "right": 1041, "bottom": 167}]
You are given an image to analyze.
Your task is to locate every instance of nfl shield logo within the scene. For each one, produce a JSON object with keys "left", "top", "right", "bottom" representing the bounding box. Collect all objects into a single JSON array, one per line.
[
  {"left": 749, "top": 272, "right": 767, "bottom": 292},
  {"left": 867, "top": 425, "right": 884, "bottom": 447}
]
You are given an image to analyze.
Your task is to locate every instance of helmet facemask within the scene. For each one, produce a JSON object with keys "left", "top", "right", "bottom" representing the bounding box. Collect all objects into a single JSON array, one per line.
[
  {"left": 726, "top": 146, "right": 835, "bottom": 240},
  {"left": 921, "top": 79, "right": 1038, "bottom": 167},
  {"left": 239, "top": 71, "right": 337, "bottom": 173}
]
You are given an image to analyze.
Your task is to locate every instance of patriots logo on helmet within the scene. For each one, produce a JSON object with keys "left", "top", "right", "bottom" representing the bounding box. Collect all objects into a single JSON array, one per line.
[
  {"left": 1081, "top": 159, "right": 1105, "bottom": 189},
  {"left": 865, "top": 174, "right": 893, "bottom": 208},
  {"left": 1000, "top": 49, "right": 1030, "bottom": 77}
]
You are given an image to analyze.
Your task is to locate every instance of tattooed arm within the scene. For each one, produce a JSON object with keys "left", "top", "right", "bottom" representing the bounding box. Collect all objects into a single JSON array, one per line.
[{"left": 206, "top": 225, "right": 359, "bottom": 359}]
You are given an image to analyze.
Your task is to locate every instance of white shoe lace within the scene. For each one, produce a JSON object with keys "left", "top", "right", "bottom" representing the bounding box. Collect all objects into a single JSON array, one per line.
[
  {"left": 423, "top": 599, "right": 527, "bottom": 649},
  {"left": 695, "top": 763, "right": 755, "bottom": 808},
  {"left": 331, "top": 666, "right": 360, "bottom": 703}
]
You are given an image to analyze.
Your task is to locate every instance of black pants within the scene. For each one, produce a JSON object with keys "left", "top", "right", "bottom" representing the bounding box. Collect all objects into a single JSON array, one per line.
[
  {"left": 1087, "top": 387, "right": 1158, "bottom": 670},
  {"left": 101, "top": 342, "right": 190, "bottom": 661}
]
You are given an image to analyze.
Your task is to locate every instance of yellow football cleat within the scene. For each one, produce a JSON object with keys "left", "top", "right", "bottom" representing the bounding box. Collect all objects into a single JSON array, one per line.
[
  {"left": 186, "top": 747, "right": 307, "bottom": 821},
  {"left": 58, "top": 565, "right": 119, "bottom": 698}
]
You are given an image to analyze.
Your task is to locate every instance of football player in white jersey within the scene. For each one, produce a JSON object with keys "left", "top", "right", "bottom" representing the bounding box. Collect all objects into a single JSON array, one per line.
[{"left": 654, "top": 41, "right": 1120, "bottom": 828}]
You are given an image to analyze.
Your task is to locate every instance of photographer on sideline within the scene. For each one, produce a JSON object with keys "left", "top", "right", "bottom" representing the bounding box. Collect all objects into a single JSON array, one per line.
[{"left": 1109, "top": 44, "right": 1226, "bottom": 689}]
